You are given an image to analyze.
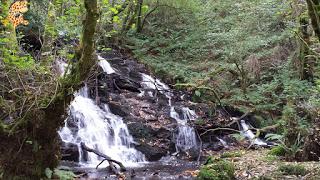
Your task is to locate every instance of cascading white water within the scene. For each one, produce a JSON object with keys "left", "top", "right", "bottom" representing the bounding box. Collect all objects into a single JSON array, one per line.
[
  {"left": 240, "top": 120, "right": 267, "bottom": 146},
  {"left": 139, "top": 73, "right": 198, "bottom": 151},
  {"left": 58, "top": 56, "right": 145, "bottom": 167},
  {"left": 217, "top": 137, "right": 228, "bottom": 148},
  {"left": 170, "top": 107, "right": 198, "bottom": 151},
  {"left": 140, "top": 73, "right": 173, "bottom": 104},
  {"left": 98, "top": 55, "right": 116, "bottom": 74}
]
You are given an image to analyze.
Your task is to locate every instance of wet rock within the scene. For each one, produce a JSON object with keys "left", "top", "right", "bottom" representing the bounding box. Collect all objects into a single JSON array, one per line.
[
  {"left": 127, "top": 122, "right": 156, "bottom": 139},
  {"left": 203, "top": 142, "right": 224, "bottom": 151},
  {"left": 135, "top": 142, "right": 167, "bottom": 161},
  {"left": 113, "top": 75, "right": 141, "bottom": 93},
  {"left": 60, "top": 142, "right": 79, "bottom": 162},
  {"left": 108, "top": 101, "right": 129, "bottom": 117}
]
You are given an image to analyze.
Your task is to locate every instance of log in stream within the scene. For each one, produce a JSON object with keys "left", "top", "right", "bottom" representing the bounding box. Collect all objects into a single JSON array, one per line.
[{"left": 80, "top": 142, "right": 127, "bottom": 174}]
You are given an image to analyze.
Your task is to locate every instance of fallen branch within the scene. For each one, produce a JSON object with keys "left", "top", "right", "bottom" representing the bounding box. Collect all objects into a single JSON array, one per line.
[
  {"left": 200, "top": 127, "right": 241, "bottom": 137},
  {"left": 80, "top": 142, "right": 126, "bottom": 173},
  {"left": 227, "top": 110, "right": 253, "bottom": 127}
]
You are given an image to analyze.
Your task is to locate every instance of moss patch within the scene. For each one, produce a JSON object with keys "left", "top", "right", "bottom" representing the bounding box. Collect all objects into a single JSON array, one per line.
[
  {"left": 268, "top": 146, "right": 286, "bottom": 156},
  {"left": 220, "top": 151, "right": 244, "bottom": 158},
  {"left": 197, "top": 157, "right": 235, "bottom": 180},
  {"left": 278, "top": 164, "right": 308, "bottom": 176}
]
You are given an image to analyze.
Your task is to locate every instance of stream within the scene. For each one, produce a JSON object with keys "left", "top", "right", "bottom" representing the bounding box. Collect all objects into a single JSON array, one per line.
[{"left": 56, "top": 51, "right": 266, "bottom": 179}]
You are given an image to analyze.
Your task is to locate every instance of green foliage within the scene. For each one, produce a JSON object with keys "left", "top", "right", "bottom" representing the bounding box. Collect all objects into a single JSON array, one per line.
[
  {"left": 278, "top": 164, "right": 308, "bottom": 176},
  {"left": 0, "top": 34, "right": 35, "bottom": 68},
  {"left": 45, "top": 168, "right": 53, "bottom": 179},
  {"left": 198, "top": 157, "right": 235, "bottom": 180},
  {"left": 53, "top": 169, "right": 76, "bottom": 180},
  {"left": 268, "top": 146, "right": 286, "bottom": 157},
  {"left": 54, "top": 0, "right": 83, "bottom": 37}
]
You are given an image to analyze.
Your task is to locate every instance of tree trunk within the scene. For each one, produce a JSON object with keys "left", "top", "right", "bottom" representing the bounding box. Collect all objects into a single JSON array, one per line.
[
  {"left": 306, "top": 0, "right": 320, "bottom": 41},
  {"left": 0, "top": 0, "right": 99, "bottom": 178},
  {"left": 121, "top": 1, "right": 134, "bottom": 33},
  {"left": 136, "top": 0, "right": 143, "bottom": 33},
  {"left": 298, "top": 7, "right": 315, "bottom": 82}
]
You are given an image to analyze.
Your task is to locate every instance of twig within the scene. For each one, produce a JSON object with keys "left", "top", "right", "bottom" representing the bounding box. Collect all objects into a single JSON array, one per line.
[
  {"left": 96, "top": 159, "right": 107, "bottom": 169},
  {"left": 200, "top": 127, "right": 241, "bottom": 137}
]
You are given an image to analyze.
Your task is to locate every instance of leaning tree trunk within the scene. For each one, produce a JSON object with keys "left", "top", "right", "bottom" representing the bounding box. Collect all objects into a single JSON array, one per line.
[
  {"left": 298, "top": 16, "right": 314, "bottom": 81},
  {"left": 0, "top": 0, "right": 98, "bottom": 179}
]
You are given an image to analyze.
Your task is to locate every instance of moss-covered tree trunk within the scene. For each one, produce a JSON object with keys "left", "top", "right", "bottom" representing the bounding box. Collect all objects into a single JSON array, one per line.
[
  {"left": 136, "top": 0, "right": 143, "bottom": 33},
  {"left": 298, "top": 16, "right": 314, "bottom": 81},
  {"left": 306, "top": 0, "right": 320, "bottom": 41},
  {"left": 0, "top": 0, "right": 98, "bottom": 179}
]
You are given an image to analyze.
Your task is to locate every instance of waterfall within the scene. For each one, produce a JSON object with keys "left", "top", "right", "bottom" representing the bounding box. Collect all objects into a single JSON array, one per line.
[
  {"left": 139, "top": 73, "right": 198, "bottom": 152},
  {"left": 240, "top": 120, "right": 267, "bottom": 146},
  {"left": 58, "top": 56, "right": 145, "bottom": 167},
  {"left": 170, "top": 107, "right": 198, "bottom": 151}
]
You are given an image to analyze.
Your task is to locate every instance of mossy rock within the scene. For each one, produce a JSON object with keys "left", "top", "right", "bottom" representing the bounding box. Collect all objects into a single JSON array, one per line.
[
  {"left": 278, "top": 164, "right": 307, "bottom": 176},
  {"left": 197, "top": 157, "right": 235, "bottom": 180},
  {"left": 268, "top": 146, "right": 286, "bottom": 156}
]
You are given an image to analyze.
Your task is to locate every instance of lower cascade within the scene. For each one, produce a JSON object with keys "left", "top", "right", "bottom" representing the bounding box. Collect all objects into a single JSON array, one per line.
[
  {"left": 170, "top": 107, "right": 198, "bottom": 152},
  {"left": 139, "top": 72, "right": 199, "bottom": 152},
  {"left": 240, "top": 120, "right": 267, "bottom": 146},
  {"left": 58, "top": 87, "right": 146, "bottom": 167}
]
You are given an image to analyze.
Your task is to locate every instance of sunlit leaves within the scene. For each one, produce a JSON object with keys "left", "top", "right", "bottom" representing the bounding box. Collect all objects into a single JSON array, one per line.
[
  {"left": 110, "top": 7, "right": 119, "bottom": 14},
  {"left": 142, "top": 5, "right": 149, "bottom": 13}
]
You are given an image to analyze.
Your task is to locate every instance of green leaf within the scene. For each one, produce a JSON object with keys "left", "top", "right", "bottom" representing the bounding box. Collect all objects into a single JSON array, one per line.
[
  {"left": 109, "top": 7, "right": 118, "bottom": 14},
  {"left": 45, "top": 168, "right": 53, "bottom": 179},
  {"left": 195, "top": 90, "right": 201, "bottom": 97}
]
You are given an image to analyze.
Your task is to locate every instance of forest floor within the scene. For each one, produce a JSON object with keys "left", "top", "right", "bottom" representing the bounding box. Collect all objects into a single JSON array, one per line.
[{"left": 207, "top": 149, "right": 320, "bottom": 180}]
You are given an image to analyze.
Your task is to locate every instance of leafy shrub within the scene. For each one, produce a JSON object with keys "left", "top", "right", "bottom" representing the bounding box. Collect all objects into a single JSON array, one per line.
[
  {"left": 278, "top": 164, "right": 307, "bottom": 176},
  {"left": 198, "top": 157, "right": 235, "bottom": 180}
]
